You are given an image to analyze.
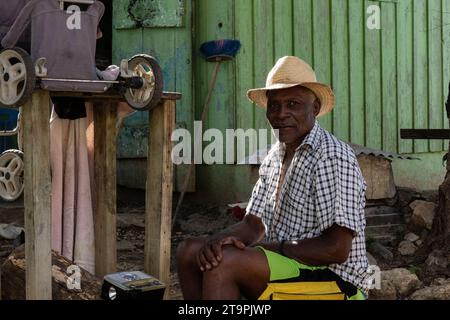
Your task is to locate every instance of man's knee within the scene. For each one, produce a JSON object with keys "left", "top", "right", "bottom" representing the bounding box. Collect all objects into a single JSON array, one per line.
[{"left": 176, "top": 237, "right": 205, "bottom": 265}]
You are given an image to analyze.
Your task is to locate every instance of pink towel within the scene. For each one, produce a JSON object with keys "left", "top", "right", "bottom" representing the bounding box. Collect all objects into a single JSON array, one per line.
[{"left": 50, "top": 107, "right": 95, "bottom": 274}]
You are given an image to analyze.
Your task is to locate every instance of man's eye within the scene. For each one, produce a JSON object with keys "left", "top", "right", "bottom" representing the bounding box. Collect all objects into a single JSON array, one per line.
[
  {"left": 268, "top": 103, "right": 280, "bottom": 111},
  {"left": 287, "top": 101, "right": 299, "bottom": 108}
]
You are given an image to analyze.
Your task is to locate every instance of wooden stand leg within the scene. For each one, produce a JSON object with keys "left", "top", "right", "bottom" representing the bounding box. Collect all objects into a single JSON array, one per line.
[
  {"left": 145, "top": 99, "right": 175, "bottom": 299},
  {"left": 94, "top": 102, "right": 117, "bottom": 277},
  {"left": 23, "top": 91, "right": 52, "bottom": 300}
]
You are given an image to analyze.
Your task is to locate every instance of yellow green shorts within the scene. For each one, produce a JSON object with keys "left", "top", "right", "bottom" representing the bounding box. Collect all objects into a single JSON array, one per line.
[{"left": 257, "top": 246, "right": 366, "bottom": 300}]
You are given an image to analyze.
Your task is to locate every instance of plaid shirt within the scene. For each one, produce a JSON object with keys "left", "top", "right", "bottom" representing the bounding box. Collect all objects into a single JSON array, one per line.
[{"left": 246, "top": 122, "right": 371, "bottom": 292}]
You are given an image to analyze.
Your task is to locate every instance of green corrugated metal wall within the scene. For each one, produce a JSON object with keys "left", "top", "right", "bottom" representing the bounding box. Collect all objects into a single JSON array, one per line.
[{"left": 113, "top": 0, "right": 450, "bottom": 202}]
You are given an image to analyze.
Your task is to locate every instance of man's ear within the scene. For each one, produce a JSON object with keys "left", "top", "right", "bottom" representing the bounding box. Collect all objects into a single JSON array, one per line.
[{"left": 313, "top": 98, "right": 321, "bottom": 117}]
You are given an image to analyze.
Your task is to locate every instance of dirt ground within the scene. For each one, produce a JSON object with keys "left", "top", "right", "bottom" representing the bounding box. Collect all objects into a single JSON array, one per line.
[{"left": 0, "top": 191, "right": 239, "bottom": 300}]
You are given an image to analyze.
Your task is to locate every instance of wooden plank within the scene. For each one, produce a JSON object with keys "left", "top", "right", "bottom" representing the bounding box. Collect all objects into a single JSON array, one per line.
[
  {"left": 381, "top": 2, "right": 397, "bottom": 153},
  {"left": 400, "top": 129, "right": 450, "bottom": 140},
  {"left": 348, "top": 0, "right": 365, "bottom": 146},
  {"left": 145, "top": 99, "right": 176, "bottom": 300},
  {"left": 274, "top": 0, "right": 293, "bottom": 59},
  {"left": 235, "top": 0, "right": 257, "bottom": 162},
  {"left": 331, "top": 0, "right": 349, "bottom": 142},
  {"left": 397, "top": 0, "right": 414, "bottom": 154},
  {"left": 429, "top": 0, "right": 444, "bottom": 152},
  {"left": 253, "top": 0, "right": 274, "bottom": 132},
  {"left": 442, "top": 0, "right": 450, "bottom": 149},
  {"left": 50, "top": 92, "right": 181, "bottom": 101},
  {"left": 364, "top": 0, "right": 382, "bottom": 149},
  {"left": 413, "top": 0, "right": 429, "bottom": 153},
  {"left": 313, "top": 0, "right": 332, "bottom": 132},
  {"left": 174, "top": 0, "right": 194, "bottom": 191},
  {"left": 94, "top": 101, "right": 117, "bottom": 278},
  {"left": 293, "top": 0, "right": 313, "bottom": 64},
  {"left": 23, "top": 90, "right": 52, "bottom": 300}
]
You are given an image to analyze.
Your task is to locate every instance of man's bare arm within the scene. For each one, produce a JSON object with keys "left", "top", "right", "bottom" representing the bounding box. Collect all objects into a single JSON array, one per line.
[
  {"left": 197, "top": 214, "right": 265, "bottom": 271},
  {"left": 257, "top": 224, "right": 353, "bottom": 266}
]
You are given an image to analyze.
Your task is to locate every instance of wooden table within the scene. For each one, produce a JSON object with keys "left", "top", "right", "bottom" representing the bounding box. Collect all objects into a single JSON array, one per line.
[{"left": 22, "top": 90, "right": 180, "bottom": 300}]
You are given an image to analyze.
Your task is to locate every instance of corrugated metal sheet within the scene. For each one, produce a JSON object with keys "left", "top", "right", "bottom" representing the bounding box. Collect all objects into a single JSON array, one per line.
[
  {"left": 349, "top": 144, "right": 420, "bottom": 161},
  {"left": 238, "top": 143, "right": 419, "bottom": 165}
]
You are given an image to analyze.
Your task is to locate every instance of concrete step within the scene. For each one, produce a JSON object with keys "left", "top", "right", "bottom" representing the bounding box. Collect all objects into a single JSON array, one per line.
[
  {"left": 364, "top": 206, "right": 397, "bottom": 216},
  {"left": 366, "top": 213, "right": 404, "bottom": 226},
  {"left": 365, "top": 224, "right": 405, "bottom": 239}
]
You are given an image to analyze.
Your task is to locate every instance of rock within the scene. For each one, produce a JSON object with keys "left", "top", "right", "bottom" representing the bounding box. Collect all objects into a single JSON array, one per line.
[
  {"left": 367, "top": 241, "right": 394, "bottom": 262},
  {"left": 397, "top": 187, "right": 422, "bottom": 209},
  {"left": 117, "top": 240, "right": 135, "bottom": 251},
  {"left": 420, "top": 190, "right": 439, "bottom": 204},
  {"left": 410, "top": 283, "right": 450, "bottom": 300},
  {"left": 404, "top": 232, "right": 420, "bottom": 243},
  {"left": 369, "top": 279, "right": 397, "bottom": 300},
  {"left": 382, "top": 268, "right": 422, "bottom": 297},
  {"left": 398, "top": 240, "right": 418, "bottom": 256},
  {"left": 425, "top": 250, "right": 449, "bottom": 270},
  {"left": 415, "top": 240, "right": 423, "bottom": 247},
  {"left": 367, "top": 252, "right": 378, "bottom": 266},
  {"left": 410, "top": 200, "right": 436, "bottom": 230},
  {"left": 356, "top": 154, "right": 396, "bottom": 201},
  {"left": 431, "top": 278, "right": 450, "bottom": 286},
  {"left": 117, "top": 214, "right": 145, "bottom": 229}
]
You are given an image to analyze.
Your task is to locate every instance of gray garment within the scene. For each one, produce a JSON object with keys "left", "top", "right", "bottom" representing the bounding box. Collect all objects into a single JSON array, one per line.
[
  {"left": 2, "top": 0, "right": 108, "bottom": 92},
  {"left": 0, "top": 0, "right": 29, "bottom": 27},
  {"left": 0, "top": 0, "right": 29, "bottom": 45}
]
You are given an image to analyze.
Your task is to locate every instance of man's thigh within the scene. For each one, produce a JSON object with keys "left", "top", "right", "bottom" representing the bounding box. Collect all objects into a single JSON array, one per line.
[{"left": 218, "top": 245, "right": 270, "bottom": 299}]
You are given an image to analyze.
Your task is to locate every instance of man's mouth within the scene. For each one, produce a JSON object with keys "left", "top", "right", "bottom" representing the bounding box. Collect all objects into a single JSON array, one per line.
[{"left": 274, "top": 125, "right": 296, "bottom": 130}]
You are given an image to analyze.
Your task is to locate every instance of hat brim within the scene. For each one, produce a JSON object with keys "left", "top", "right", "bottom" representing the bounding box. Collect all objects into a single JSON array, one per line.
[{"left": 247, "top": 82, "right": 335, "bottom": 117}]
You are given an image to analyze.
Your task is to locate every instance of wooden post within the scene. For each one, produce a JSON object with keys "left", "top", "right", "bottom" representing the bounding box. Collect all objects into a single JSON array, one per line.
[
  {"left": 94, "top": 101, "right": 117, "bottom": 277},
  {"left": 23, "top": 91, "right": 52, "bottom": 300},
  {"left": 145, "top": 99, "right": 176, "bottom": 299}
]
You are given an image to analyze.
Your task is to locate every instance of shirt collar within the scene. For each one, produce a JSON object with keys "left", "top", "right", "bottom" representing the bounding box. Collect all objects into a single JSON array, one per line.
[
  {"left": 277, "top": 121, "right": 322, "bottom": 157},
  {"left": 297, "top": 121, "right": 322, "bottom": 152}
]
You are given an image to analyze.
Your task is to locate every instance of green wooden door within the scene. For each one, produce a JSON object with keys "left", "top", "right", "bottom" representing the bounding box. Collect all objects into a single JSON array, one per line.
[{"left": 112, "top": 0, "right": 193, "bottom": 191}]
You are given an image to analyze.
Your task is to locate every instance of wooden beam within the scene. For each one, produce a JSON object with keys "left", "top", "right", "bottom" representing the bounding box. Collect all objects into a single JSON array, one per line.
[
  {"left": 400, "top": 129, "right": 450, "bottom": 140},
  {"left": 50, "top": 91, "right": 182, "bottom": 102},
  {"left": 145, "top": 98, "right": 176, "bottom": 299},
  {"left": 94, "top": 101, "right": 117, "bottom": 277},
  {"left": 23, "top": 91, "right": 52, "bottom": 300}
]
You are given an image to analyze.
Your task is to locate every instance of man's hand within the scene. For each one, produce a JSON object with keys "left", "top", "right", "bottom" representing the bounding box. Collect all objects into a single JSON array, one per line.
[{"left": 197, "top": 235, "right": 246, "bottom": 272}]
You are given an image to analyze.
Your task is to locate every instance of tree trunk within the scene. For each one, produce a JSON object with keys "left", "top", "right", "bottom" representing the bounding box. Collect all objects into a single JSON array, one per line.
[{"left": 1, "top": 245, "right": 102, "bottom": 300}]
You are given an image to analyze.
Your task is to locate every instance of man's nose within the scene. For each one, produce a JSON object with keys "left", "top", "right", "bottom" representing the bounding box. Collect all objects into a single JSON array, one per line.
[{"left": 275, "top": 103, "right": 290, "bottom": 119}]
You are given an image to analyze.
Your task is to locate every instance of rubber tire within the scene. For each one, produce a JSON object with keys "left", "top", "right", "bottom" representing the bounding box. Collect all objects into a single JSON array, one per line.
[
  {"left": 0, "top": 149, "right": 24, "bottom": 202},
  {"left": 0, "top": 47, "right": 35, "bottom": 108},
  {"left": 124, "top": 54, "right": 164, "bottom": 111}
]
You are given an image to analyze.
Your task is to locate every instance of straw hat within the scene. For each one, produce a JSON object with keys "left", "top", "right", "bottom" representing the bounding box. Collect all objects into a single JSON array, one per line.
[{"left": 247, "top": 56, "right": 335, "bottom": 117}]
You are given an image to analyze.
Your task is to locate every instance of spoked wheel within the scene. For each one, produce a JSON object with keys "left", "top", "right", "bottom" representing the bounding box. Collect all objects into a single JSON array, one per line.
[
  {"left": 0, "top": 47, "right": 35, "bottom": 108},
  {"left": 0, "top": 149, "right": 24, "bottom": 202},
  {"left": 124, "top": 54, "right": 163, "bottom": 111}
]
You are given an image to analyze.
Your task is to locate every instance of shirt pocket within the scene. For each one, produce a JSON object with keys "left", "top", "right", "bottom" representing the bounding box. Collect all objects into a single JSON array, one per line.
[{"left": 285, "top": 188, "right": 307, "bottom": 210}]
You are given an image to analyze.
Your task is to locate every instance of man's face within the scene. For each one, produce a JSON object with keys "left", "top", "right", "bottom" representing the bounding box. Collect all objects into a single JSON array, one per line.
[{"left": 266, "top": 85, "right": 320, "bottom": 147}]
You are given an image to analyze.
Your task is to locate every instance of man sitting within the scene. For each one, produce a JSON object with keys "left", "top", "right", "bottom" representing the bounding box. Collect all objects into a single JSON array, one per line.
[{"left": 176, "top": 56, "right": 370, "bottom": 300}]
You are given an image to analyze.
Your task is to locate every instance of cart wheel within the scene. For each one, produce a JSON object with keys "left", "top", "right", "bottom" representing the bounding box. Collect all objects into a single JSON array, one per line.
[
  {"left": 0, "top": 47, "right": 35, "bottom": 108},
  {"left": 0, "top": 149, "right": 24, "bottom": 202},
  {"left": 124, "top": 54, "right": 163, "bottom": 111}
]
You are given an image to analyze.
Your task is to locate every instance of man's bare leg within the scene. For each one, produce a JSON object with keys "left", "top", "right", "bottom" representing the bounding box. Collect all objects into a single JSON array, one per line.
[
  {"left": 202, "top": 245, "right": 269, "bottom": 300},
  {"left": 177, "top": 237, "right": 270, "bottom": 300},
  {"left": 176, "top": 237, "right": 208, "bottom": 299}
]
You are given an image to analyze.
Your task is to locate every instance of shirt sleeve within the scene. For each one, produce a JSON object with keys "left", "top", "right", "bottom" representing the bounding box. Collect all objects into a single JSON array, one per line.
[
  {"left": 314, "top": 155, "right": 366, "bottom": 235},
  {"left": 1, "top": 0, "right": 35, "bottom": 48}
]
